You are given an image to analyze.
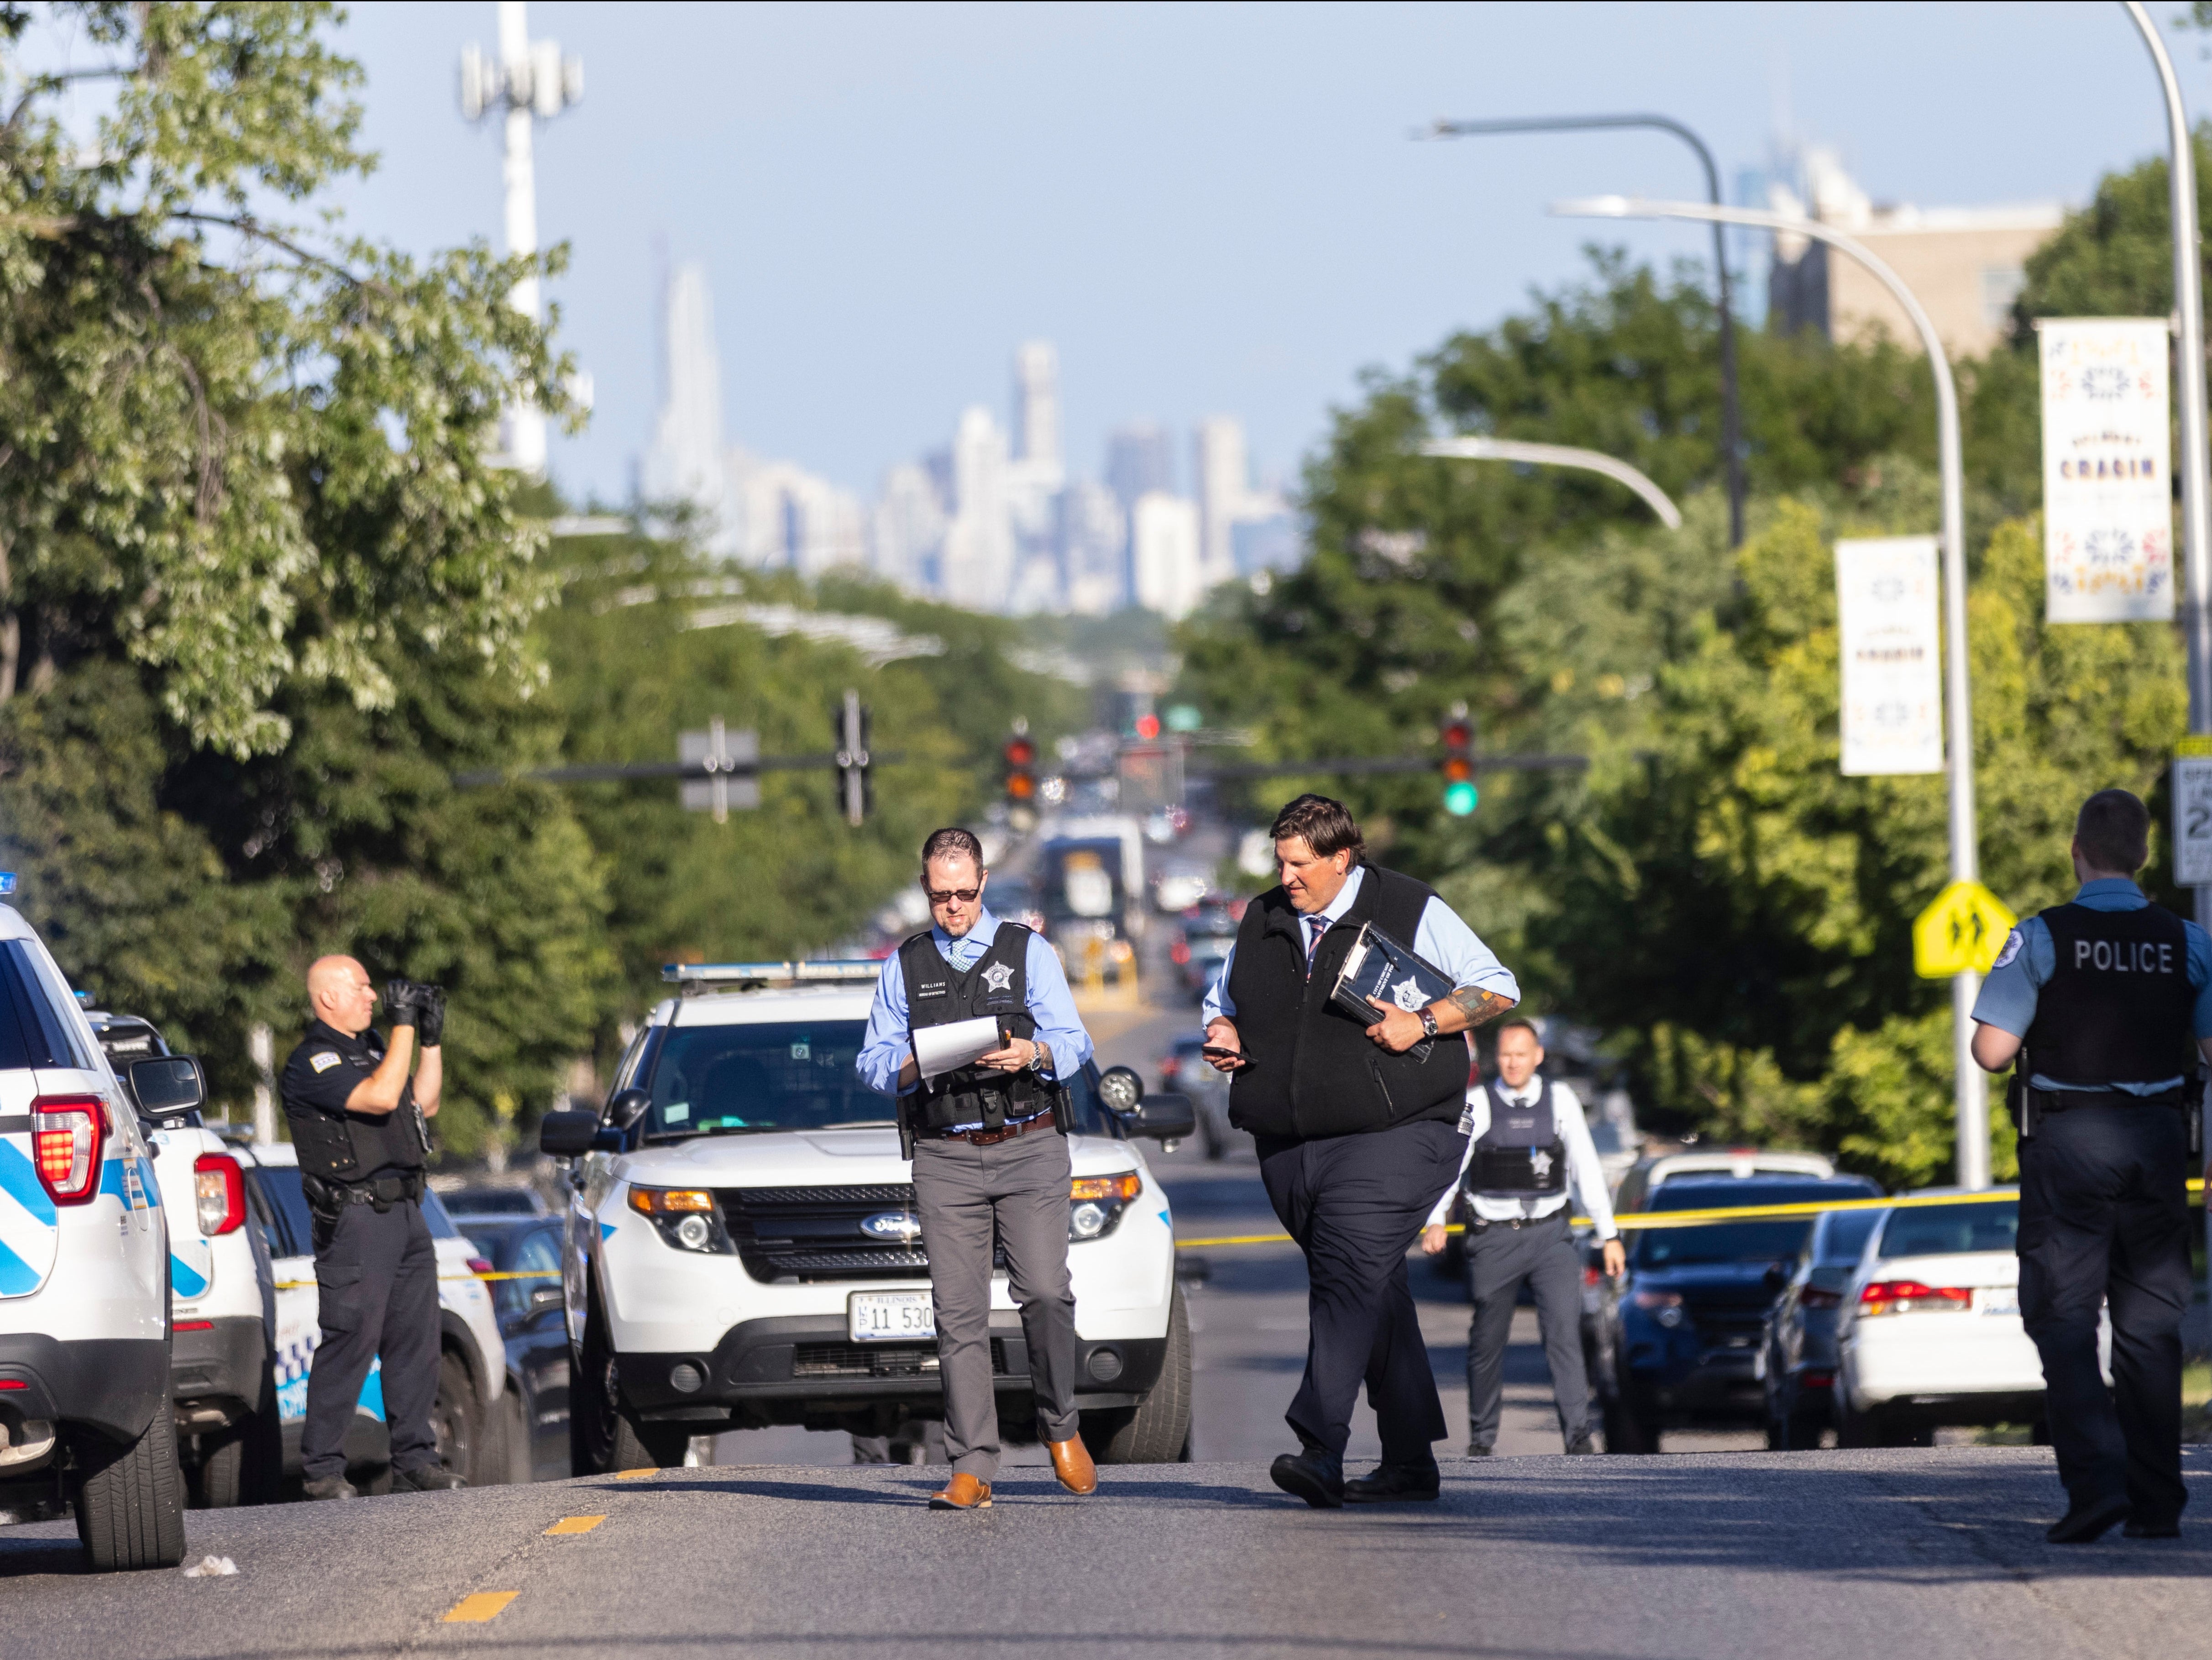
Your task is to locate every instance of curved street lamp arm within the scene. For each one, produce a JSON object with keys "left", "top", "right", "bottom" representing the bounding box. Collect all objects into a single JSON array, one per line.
[
  {"left": 1419, "top": 436, "right": 1682, "bottom": 530},
  {"left": 1428, "top": 114, "right": 1745, "bottom": 546}
]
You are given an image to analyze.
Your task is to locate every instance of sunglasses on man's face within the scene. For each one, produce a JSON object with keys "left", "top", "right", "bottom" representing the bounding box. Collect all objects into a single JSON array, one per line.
[{"left": 924, "top": 886, "right": 982, "bottom": 905}]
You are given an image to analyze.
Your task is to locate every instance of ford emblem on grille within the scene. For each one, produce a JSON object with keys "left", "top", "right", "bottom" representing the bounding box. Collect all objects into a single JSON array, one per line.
[{"left": 860, "top": 1211, "right": 924, "bottom": 1244}]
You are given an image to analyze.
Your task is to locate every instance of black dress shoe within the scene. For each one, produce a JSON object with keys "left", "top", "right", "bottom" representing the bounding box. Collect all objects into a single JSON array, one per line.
[
  {"left": 2123, "top": 1516, "right": 2181, "bottom": 1539},
  {"left": 1563, "top": 1432, "right": 1597, "bottom": 1456},
  {"left": 1465, "top": 1442, "right": 1493, "bottom": 1458},
  {"left": 1344, "top": 1462, "right": 1440, "bottom": 1503},
  {"left": 2046, "top": 1494, "right": 2130, "bottom": 1544},
  {"left": 392, "top": 1463, "right": 468, "bottom": 1493},
  {"left": 1269, "top": 1449, "right": 1344, "bottom": 1509},
  {"left": 302, "top": 1474, "right": 356, "bottom": 1501}
]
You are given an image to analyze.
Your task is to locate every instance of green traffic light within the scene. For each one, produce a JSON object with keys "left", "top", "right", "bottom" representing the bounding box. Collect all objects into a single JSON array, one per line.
[{"left": 1443, "top": 780, "right": 1478, "bottom": 817}]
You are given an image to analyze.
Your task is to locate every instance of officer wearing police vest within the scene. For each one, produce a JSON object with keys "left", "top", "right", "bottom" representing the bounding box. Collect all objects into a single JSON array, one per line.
[
  {"left": 278, "top": 955, "right": 463, "bottom": 1500},
  {"left": 857, "top": 827, "right": 1097, "bottom": 1511},
  {"left": 1970, "top": 789, "right": 2209, "bottom": 1544},
  {"left": 1421, "top": 1018, "right": 1623, "bottom": 1455},
  {"left": 1205, "top": 794, "right": 1520, "bottom": 1507}
]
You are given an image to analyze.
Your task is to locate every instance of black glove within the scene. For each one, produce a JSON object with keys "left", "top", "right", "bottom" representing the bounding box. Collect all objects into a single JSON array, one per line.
[
  {"left": 416, "top": 984, "right": 446, "bottom": 1047},
  {"left": 384, "top": 978, "right": 425, "bottom": 1030}
]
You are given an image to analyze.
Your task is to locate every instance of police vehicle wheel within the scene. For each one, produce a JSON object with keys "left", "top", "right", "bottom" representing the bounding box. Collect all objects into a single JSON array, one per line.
[
  {"left": 571, "top": 1298, "right": 621, "bottom": 1476},
  {"left": 610, "top": 1409, "right": 690, "bottom": 1471},
  {"left": 430, "top": 1352, "right": 483, "bottom": 1481},
  {"left": 1080, "top": 1285, "right": 1192, "bottom": 1464},
  {"left": 191, "top": 1425, "right": 246, "bottom": 1509},
  {"left": 70, "top": 1403, "right": 187, "bottom": 1571}
]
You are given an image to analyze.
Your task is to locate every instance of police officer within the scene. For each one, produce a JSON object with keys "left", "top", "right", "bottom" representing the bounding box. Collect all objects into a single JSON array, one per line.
[
  {"left": 1420, "top": 1018, "right": 1624, "bottom": 1455},
  {"left": 1204, "top": 794, "right": 1520, "bottom": 1508},
  {"left": 856, "top": 828, "right": 1098, "bottom": 1510},
  {"left": 279, "top": 955, "right": 463, "bottom": 1500},
  {"left": 1970, "top": 789, "right": 2208, "bottom": 1544}
]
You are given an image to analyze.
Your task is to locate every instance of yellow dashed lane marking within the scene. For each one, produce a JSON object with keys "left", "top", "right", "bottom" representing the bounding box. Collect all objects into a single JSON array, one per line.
[
  {"left": 545, "top": 1514, "right": 605, "bottom": 1535},
  {"left": 443, "top": 1592, "right": 519, "bottom": 1623},
  {"left": 616, "top": 1467, "right": 656, "bottom": 1480}
]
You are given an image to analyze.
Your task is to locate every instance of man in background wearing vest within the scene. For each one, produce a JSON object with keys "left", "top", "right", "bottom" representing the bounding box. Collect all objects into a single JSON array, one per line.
[
  {"left": 1205, "top": 794, "right": 1520, "bottom": 1507},
  {"left": 1971, "top": 788, "right": 2210, "bottom": 1544},
  {"left": 858, "top": 827, "right": 1096, "bottom": 1510},
  {"left": 279, "top": 956, "right": 459, "bottom": 1500},
  {"left": 1420, "top": 1018, "right": 1623, "bottom": 1455}
]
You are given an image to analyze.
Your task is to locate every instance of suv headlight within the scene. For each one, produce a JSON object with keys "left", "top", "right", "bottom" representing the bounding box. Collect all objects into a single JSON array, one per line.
[
  {"left": 628, "top": 1185, "right": 734, "bottom": 1254},
  {"left": 1069, "top": 1172, "right": 1143, "bottom": 1242}
]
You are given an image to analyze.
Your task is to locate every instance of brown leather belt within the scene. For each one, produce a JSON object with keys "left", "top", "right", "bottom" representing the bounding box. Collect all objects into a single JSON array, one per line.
[{"left": 930, "top": 1109, "right": 1057, "bottom": 1147}]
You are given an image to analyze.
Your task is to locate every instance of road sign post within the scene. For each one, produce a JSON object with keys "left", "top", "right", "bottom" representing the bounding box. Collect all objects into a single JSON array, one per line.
[
  {"left": 679, "top": 720, "right": 760, "bottom": 824},
  {"left": 833, "top": 690, "right": 872, "bottom": 828}
]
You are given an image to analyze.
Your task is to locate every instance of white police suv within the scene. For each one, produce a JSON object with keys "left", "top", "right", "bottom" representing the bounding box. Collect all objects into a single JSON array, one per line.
[
  {"left": 540, "top": 961, "right": 1195, "bottom": 1471},
  {"left": 0, "top": 896, "right": 189, "bottom": 1570}
]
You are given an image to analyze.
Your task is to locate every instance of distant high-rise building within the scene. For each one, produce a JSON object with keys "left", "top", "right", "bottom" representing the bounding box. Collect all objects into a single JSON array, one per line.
[
  {"left": 1106, "top": 422, "right": 1173, "bottom": 512},
  {"left": 1131, "top": 492, "right": 1202, "bottom": 620},
  {"left": 1195, "top": 416, "right": 1250, "bottom": 589},
  {"left": 940, "top": 406, "right": 1014, "bottom": 610},
  {"left": 1058, "top": 480, "right": 1127, "bottom": 616},
  {"left": 871, "top": 462, "right": 947, "bottom": 591},
  {"left": 1013, "top": 341, "right": 1062, "bottom": 474},
  {"left": 724, "top": 448, "right": 866, "bottom": 574},
  {"left": 640, "top": 260, "right": 731, "bottom": 552}
]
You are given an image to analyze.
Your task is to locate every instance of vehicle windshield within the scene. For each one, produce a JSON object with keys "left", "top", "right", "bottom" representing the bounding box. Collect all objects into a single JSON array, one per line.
[
  {"left": 1634, "top": 1182, "right": 1876, "bottom": 1270},
  {"left": 1878, "top": 1200, "right": 2018, "bottom": 1258},
  {"left": 1816, "top": 1208, "right": 1884, "bottom": 1266},
  {"left": 643, "top": 1019, "right": 892, "bottom": 1138}
]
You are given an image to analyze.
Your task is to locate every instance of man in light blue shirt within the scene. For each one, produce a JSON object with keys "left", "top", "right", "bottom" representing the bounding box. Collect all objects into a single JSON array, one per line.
[{"left": 855, "top": 827, "right": 1096, "bottom": 1512}]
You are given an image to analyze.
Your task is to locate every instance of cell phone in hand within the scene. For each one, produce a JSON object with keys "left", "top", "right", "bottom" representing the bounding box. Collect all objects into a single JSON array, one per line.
[{"left": 1201, "top": 1045, "right": 1251, "bottom": 1067}]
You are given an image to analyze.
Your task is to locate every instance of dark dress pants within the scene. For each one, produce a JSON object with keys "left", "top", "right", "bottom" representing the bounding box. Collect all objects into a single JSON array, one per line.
[
  {"left": 1464, "top": 1212, "right": 1591, "bottom": 1450},
  {"left": 911, "top": 1128, "right": 1079, "bottom": 1481},
  {"left": 1258, "top": 1118, "right": 1467, "bottom": 1465},
  {"left": 302, "top": 1198, "right": 442, "bottom": 1481},
  {"left": 2018, "top": 1104, "right": 2191, "bottom": 1523}
]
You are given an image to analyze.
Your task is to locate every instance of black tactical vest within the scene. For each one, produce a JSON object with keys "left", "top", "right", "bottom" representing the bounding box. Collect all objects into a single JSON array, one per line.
[
  {"left": 1225, "top": 866, "right": 1472, "bottom": 1140},
  {"left": 900, "top": 923, "right": 1043, "bottom": 1131},
  {"left": 280, "top": 1024, "right": 430, "bottom": 1182},
  {"left": 2023, "top": 901, "right": 2196, "bottom": 1088},
  {"left": 1468, "top": 1079, "right": 1567, "bottom": 1198}
]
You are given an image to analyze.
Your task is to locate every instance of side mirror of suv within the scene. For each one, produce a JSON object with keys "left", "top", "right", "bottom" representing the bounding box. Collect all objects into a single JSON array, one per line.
[
  {"left": 1096, "top": 1065, "right": 1145, "bottom": 1114},
  {"left": 1126, "top": 1092, "right": 1195, "bottom": 1142},
  {"left": 606, "top": 1087, "right": 651, "bottom": 1130},
  {"left": 539, "top": 1109, "right": 602, "bottom": 1157},
  {"left": 128, "top": 1055, "right": 206, "bottom": 1125}
]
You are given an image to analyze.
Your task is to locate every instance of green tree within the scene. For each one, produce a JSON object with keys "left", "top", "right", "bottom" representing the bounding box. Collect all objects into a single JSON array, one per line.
[{"left": 0, "top": 4, "right": 606, "bottom": 1155}]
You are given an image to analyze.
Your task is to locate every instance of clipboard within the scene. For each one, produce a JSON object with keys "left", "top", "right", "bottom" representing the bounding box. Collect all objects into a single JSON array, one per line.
[{"left": 1329, "top": 921, "right": 1456, "bottom": 1061}]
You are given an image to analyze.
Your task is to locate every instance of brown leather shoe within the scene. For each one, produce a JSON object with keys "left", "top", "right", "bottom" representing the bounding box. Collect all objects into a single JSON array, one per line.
[
  {"left": 1048, "top": 1436, "right": 1098, "bottom": 1496},
  {"left": 928, "top": 1472, "right": 992, "bottom": 1510}
]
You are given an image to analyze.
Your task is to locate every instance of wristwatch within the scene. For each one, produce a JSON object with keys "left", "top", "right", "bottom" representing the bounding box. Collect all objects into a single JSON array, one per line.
[
  {"left": 1028, "top": 1041, "right": 1051, "bottom": 1075},
  {"left": 1418, "top": 1007, "right": 1440, "bottom": 1039}
]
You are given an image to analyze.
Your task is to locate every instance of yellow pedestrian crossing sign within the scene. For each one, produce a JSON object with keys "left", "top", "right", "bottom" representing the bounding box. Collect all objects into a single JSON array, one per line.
[{"left": 1912, "top": 880, "right": 2018, "bottom": 979}]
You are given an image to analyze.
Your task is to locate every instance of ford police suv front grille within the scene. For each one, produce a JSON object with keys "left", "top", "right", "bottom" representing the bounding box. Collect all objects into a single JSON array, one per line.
[
  {"left": 791, "top": 1340, "right": 1013, "bottom": 1379},
  {"left": 719, "top": 1184, "right": 937, "bottom": 1283}
]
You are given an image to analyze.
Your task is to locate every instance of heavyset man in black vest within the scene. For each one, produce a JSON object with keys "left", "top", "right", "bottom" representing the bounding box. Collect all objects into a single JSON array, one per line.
[
  {"left": 278, "top": 955, "right": 461, "bottom": 1500},
  {"left": 856, "top": 827, "right": 1098, "bottom": 1511},
  {"left": 1971, "top": 789, "right": 2211, "bottom": 1544},
  {"left": 1204, "top": 794, "right": 1520, "bottom": 1507}
]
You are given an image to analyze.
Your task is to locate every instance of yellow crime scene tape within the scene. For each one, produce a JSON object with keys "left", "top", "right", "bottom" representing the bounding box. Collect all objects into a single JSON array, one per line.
[{"left": 1171, "top": 1177, "right": 2208, "bottom": 1250}]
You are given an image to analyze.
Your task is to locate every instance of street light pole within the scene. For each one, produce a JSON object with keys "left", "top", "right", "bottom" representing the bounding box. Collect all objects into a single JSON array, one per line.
[
  {"left": 1557, "top": 194, "right": 1988, "bottom": 1190},
  {"left": 2123, "top": 5, "right": 2212, "bottom": 934},
  {"left": 1429, "top": 115, "right": 1746, "bottom": 547}
]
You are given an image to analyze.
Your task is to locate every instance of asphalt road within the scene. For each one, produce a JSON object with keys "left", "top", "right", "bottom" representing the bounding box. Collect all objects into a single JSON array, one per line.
[{"left": 4, "top": 1448, "right": 2206, "bottom": 1658}]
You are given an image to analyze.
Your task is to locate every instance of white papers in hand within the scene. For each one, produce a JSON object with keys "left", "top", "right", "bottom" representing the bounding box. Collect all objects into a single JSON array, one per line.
[{"left": 912, "top": 1015, "right": 1003, "bottom": 1082}]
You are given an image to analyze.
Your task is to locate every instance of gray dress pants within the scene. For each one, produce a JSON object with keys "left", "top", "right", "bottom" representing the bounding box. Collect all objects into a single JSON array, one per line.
[
  {"left": 1464, "top": 1211, "right": 1591, "bottom": 1450},
  {"left": 911, "top": 1127, "right": 1078, "bottom": 1480}
]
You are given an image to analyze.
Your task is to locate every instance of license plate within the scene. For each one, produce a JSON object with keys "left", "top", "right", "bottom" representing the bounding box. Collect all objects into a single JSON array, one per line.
[
  {"left": 1979, "top": 1289, "right": 2019, "bottom": 1317},
  {"left": 849, "top": 1291, "right": 936, "bottom": 1343}
]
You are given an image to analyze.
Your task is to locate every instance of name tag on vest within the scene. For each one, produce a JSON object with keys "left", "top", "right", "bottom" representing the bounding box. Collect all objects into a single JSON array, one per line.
[{"left": 2072, "top": 938, "right": 2177, "bottom": 974}]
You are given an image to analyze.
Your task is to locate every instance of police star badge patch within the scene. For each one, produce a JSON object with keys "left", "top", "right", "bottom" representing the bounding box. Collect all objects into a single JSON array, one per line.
[
  {"left": 1992, "top": 929, "right": 2023, "bottom": 970},
  {"left": 309, "top": 1051, "right": 341, "bottom": 1073},
  {"left": 980, "top": 962, "right": 1016, "bottom": 993}
]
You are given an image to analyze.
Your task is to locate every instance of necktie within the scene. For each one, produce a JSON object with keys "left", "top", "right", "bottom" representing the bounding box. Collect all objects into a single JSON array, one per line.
[{"left": 1305, "top": 914, "right": 1327, "bottom": 976}]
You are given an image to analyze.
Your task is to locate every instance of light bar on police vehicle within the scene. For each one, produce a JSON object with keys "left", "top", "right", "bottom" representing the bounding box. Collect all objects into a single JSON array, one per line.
[{"left": 662, "top": 959, "right": 885, "bottom": 989}]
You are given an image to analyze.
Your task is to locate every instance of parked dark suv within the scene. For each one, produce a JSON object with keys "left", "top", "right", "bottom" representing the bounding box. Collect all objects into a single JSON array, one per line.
[{"left": 1592, "top": 1173, "right": 1882, "bottom": 1452}]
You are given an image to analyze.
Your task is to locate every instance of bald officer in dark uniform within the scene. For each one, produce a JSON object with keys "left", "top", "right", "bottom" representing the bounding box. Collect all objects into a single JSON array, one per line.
[
  {"left": 1971, "top": 789, "right": 2211, "bottom": 1544},
  {"left": 280, "top": 956, "right": 462, "bottom": 1500}
]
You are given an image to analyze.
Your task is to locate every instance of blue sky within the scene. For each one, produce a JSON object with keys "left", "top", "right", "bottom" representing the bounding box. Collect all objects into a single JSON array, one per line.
[{"left": 328, "top": 2, "right": 2204, "bottom": 508}]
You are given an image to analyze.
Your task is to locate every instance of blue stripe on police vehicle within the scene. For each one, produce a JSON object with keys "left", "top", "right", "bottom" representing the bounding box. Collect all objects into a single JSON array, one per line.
[{"left": 0, "top": 1137, "right": 59, "bottom": 1296}]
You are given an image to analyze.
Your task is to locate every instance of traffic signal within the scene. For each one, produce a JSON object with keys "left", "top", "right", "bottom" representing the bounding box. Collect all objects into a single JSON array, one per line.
[
  {"left": 833, "top": 689, "right": 872, "bottom": 827},
  {"left": 1004, "top": 719, "right": 1038, "bottom": 806},
  {"left": 1440, "top": 704, "right": 1477, "bottom": 817}
]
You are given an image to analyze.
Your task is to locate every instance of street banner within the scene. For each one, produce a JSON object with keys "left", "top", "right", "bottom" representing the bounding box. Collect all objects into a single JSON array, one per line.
[
  {"left": 2039, "top": 317, "right": 2174, "bottom": 623},
  {"left": 2173, "top": 751, "right": 2212, "bottom": 887},
  {"left": 1836, "top": 536, "right": 1944, "bottom": 776}
]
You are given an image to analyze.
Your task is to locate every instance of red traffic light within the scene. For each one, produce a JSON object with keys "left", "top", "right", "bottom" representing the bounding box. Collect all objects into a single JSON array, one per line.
[
  {"left": 1441, "top": 721, "right": 1472, "bottom": 751},
  {"left": 1005, "top": 736, "right": 1037, "bottom": 768},
  {"left": 1133, "top": 713, "right": 1162, "bottom": 741}
]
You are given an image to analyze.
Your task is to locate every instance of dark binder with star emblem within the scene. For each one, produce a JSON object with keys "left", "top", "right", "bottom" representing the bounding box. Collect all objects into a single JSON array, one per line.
[{"left": 1329, "top": 921, "right": 1457, "bottom": 1059}]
